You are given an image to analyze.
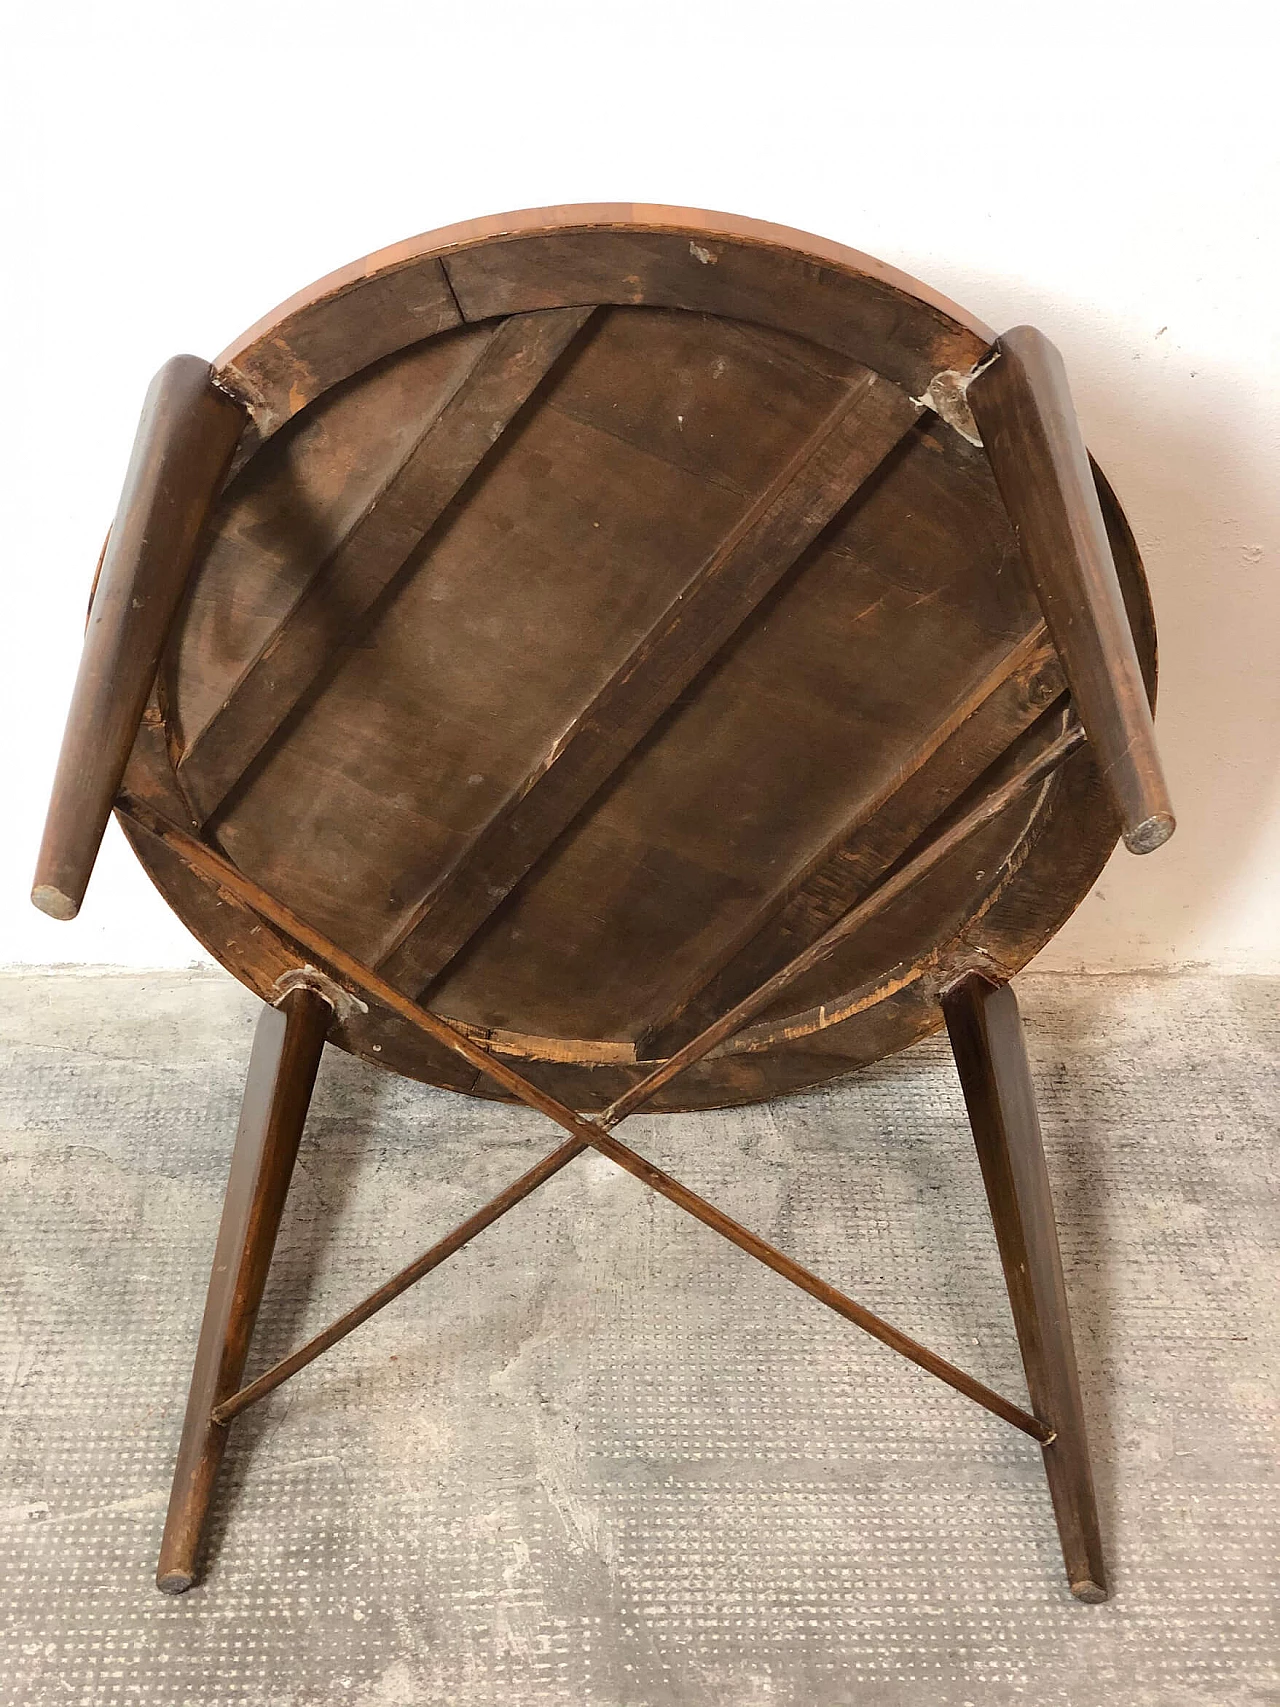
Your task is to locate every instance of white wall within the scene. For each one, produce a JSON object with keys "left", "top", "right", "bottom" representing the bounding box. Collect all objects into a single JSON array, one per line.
[{"left": 3, "top": 0, "right": 1276, "bottom": 972}]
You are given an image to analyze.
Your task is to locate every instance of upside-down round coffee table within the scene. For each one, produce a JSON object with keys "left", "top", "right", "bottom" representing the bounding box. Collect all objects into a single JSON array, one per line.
[{"left": 33, "top": 205, "right": 1174, "bottom": 1603}]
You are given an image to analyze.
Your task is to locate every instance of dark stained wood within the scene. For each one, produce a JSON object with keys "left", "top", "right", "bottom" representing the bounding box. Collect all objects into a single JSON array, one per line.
[
  {"left": 41, "top": 209, "right": 1173, "bottom": 1604},
  {"left": 165, "top": 325, "right": 498, "bottom": 756},
  {"left": 720, "top": 695, "right": 1073, "bottom": 1040},
  {"left": 967, "top": 326, "right": 1174, "bottom": 853},
  {"left": 116, "top": 789, "right": 653, "bottom": 1127},
  {"left": 156, "top": 984, "right": 330, "bottom": 1593},
  {"left": 217, "top": 205, "right": 996, "bottom": 445},
  {"left": 118, "top": 706, "right": 487, "bottom": 1096},
  {"left": 440, "top": 225, "right": 976, "bottom": 398},
  {"left": 220, "top": 255, "right": 463, "bottom": 439},
  {"left": 941, "top": 974, "right": 1108, "bottom": 1600},
  {"left": 31, "top": 358, "right": 245, "bottom": 920},
  {"left": 423, "top": 411, "right": 1044, "bottom": 1044},
  {"left": 639, "top": 627, "right": 1064, "bottom": 1057},
  {"left": 119, "top": 715, "right": 1076, "bottom": 1158},
  {"left": 376, "top": 367, "right": 922, "bottom": 997},
  {"left": 92, "top": 209, "right": 1162, "bottom": 1114},
  {"left": 179, "top": 307, "right": 597, "bottom": 820},
  {"left": 601, "top": 722, "right": 1085, "bottom": 1124},
  {"left": 197, "top": 309, "right": 808, "bottom": 964},
  {"left": 116, "top": 789, "right": 1048, "bottom": 1441}
]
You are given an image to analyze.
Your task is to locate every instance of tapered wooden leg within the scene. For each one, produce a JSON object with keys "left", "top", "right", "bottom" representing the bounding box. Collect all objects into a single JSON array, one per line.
[
  {"left": 156, "top": 985, "right": 330, "bottom": 1594},
  {"left": 31, "top": 357, "right": 245, "bottom": 922},
  {"left": 942, "top": 973, "right": 1107, "bottom": 1601},
  {"left": 966, "top": 325, "right": 1174, "bottom": 853}
]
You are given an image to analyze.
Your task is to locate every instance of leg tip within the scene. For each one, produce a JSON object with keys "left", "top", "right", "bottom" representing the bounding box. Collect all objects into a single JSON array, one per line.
[
  {"left": 31, "top": 884, "right": 79, "bottom": 921},
  {"left": 1070, "top": 1578, "right": 1108, "bottom": 1603},
  {"left": 156, "top": 1570, "right": 195, "bottom": 1596},
  {"left": 1123, "top": 811, "right": 1175, "bottom": 855}
]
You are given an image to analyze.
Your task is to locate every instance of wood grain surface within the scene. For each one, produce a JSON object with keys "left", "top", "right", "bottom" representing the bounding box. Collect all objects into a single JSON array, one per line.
[{"left": 105, "top": 206, "right": 1158, "bottom": 1110}]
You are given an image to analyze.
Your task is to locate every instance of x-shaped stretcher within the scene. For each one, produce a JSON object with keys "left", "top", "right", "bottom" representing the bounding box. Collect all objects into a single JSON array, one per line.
[
  {"left": 119, "top": 710, "right": 1080, "bottom": 1445},
  {"left": 35, "top": 313, "right": 1174, "bottom": 1603}
]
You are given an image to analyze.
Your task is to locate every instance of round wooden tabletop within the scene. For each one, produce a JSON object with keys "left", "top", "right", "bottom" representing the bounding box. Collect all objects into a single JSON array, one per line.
[{"left": 121, "top": 206, "right": 1156, "bottom": 1110}]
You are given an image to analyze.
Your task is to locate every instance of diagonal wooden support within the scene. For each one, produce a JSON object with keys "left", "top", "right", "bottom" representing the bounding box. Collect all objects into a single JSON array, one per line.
[
  {"left": 117, "top": 721, "right": 1085, "bottom": 1448},
  {"left": 209, "top": 1120, "right": 1049, "bottom": 1441},
  {"left": 639, "top": 624, "right": 1063, "bottom": 1058},
  {"left": 374, "top": 371, "right": 924, "bottom": 997},
  {"left": 603, "top": 718, "right": 1085, "bottom": 1124},
  {"left": 211, "top": 1134, "right": 588, "bottom": 1423},
  {"left": 179, "top": 306, "right": 598, "bottom": 821},
  {"left": 117, "top": 720, "right": 1082, "bottom": 1134},
  {"left": 542, "top": 1122, "right": 1051, "bottom": 1441}
]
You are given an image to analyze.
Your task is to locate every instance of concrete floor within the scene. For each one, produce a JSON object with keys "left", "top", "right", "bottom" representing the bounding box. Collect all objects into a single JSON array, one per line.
[{"left": 0, "top": 970, "right": 1276, "bottom": 1706}]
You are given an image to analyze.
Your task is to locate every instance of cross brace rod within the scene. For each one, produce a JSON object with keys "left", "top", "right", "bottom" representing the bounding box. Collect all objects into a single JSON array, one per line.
[
  {"left": 121, "top": 722, "right": 1082, "bottom": 1447},
  {"left": 211, "top": 1135, "right": 588, "bottom": 1423},
  {"left": 567, "top": 1123, "right": 1053, "bottom": 1440},
  {"left": 211, "top": 1115, "right": 1051, "bottom": 1440}
]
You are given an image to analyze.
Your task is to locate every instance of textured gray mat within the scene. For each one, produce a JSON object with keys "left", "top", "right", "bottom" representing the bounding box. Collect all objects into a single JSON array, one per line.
[{"left": 1, "top": 970, "right": 1276, "bottom": 1706}]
